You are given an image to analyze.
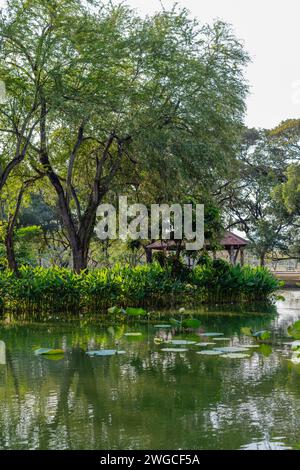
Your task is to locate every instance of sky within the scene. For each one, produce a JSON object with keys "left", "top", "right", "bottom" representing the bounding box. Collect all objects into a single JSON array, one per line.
[{"left": 1, "top": 0, "right": 300, "bottom": 129}]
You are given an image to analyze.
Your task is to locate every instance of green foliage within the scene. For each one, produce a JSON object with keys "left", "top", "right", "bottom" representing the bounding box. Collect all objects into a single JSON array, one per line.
[
  {"left": 182, "top": 318, "right": 201, "bottom": 329},
  {"left": 252, "top": 330, "right": 271, "bottom": 341},
  {"left": 287, "top": 320, "right": 300, "bottom": 339},
  {"left": 34, "top": 348, "right": 64, "bottom": 355},
  {"left": 0, "top": 263, "right": 279, "bottom": 312},
  {"left": 125, "top": 307, "right": 146, "bottom": 316},
  {"left": 0, "top": 0, "right": 249, "bottom": 271},
  {"left": 196, "top": 253, "right": 213, "bottom": 267}
]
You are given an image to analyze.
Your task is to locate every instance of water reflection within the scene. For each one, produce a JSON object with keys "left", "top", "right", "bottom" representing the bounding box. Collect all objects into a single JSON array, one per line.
[
  {"left": 0, "top": 292, "right": 300, "bottom": 449},
  {"left": 0, "top": 340, "right": 5, "bottom": 365}
]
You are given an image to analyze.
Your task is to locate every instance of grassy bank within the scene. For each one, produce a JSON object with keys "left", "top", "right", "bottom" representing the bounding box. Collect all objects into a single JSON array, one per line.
[{"left": 0, "top": 261, "right": 280, "bottom": 313}]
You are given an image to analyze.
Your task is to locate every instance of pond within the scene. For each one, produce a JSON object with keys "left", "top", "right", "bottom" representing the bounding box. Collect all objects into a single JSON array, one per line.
[{"left": 1, "top": 291, "right": 300, "bottom": 450}]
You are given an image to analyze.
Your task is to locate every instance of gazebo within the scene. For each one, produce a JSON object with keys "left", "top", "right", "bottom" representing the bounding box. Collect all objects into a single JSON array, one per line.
[{"left": 145, "top": 231, "right": 248, "bottom": 266}]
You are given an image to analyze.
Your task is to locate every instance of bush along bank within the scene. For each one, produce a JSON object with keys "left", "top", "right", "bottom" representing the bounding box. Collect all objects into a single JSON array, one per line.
[{"left": 0, "top": 260, "right": 281, "bottom": 313}]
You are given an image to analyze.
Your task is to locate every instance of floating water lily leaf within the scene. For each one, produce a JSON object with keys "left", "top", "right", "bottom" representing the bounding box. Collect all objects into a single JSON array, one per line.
[
  {"left": 289, "top": 351, "right": 300, "bottom": 364},
  {"left": 196, "top": 350, "right": 223, "bottom": 355},
  {"left": 195, "top": 342, "right": 216, "bottom": 346},
  {"left": 212, "top": 337, "right": 231, "bottom": 341},
  {"left": 124, "top": 332, "right": 142, "bottom": 337},
  {"left": 241, "top": 327, "right": 252, "bottom": 336},
  {"left": 154, "top": 324, "right": 172, "bottom": 328},
  {"left": 252, "top": 330, "right": 271, "bottom": 340},
  {"left": 35, "top": 348, "right": 64, "bottom": 355},
  {"left": 161, "top": 348, "right": 188, "bottom": 352},
  {"left": 288, "top": 321, "right": 300, "bottom": 339},
  {"left": 86, "top": 349, "right": 125, "bottom": 356},
  {"left": 214, "top": 346, "right": 250, "bottom": 353},
  {"left": 154, "top": 337, "right": 164, "bottom": 344},
  {"left": 182, "top": 318, "right": 201, "bottom": 329},
  {"left": 200, "top": 332, "right": 224, "bottom": 337},
  {"left": 221, "top": 353, "right": 250, "bottom": 359},
  {"left": 170, "top": 318, "right": 182, "bottom": 327},
  {"left": 125, "top": 307, "right": 146, "bottom": 316},
  {"left": 170, "top": 340, "right": 196, "bottom": 345},
  {"left": 107, "top": 306, "right": 122, "bottom": 315},
  {"left": 243, "top": 344, "right": 260, "bottom": 348}
]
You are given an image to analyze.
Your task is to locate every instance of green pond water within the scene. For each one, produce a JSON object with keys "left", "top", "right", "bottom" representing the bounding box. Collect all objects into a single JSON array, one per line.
[{"left": 1, "top": 290, "right": 300, "bottom": 450}]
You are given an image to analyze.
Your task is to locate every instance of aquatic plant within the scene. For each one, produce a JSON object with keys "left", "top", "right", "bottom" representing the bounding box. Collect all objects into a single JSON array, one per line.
[
  {"left": 0, "top": 262, "right": 279, "bottom": 313},
  {"left": 287, "top": 320, "right": 300, "bottom": 340}
]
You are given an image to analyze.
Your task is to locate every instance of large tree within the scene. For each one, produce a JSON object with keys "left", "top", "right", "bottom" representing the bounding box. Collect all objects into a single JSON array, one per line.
[
  {"left": 0, "top": 0, "right": 249, "bottom": 271},
  {"left": 219, "top": 127, "right": 296, "bottom": 265}
]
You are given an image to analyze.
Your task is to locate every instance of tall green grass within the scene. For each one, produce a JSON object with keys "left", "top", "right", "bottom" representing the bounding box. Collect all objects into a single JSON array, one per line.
[{"left": 0, "top": 262, "right": 280, "bottom": 313}]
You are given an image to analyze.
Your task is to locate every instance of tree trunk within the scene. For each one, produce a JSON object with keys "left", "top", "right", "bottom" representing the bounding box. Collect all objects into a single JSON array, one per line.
[
  {"left": 4, "top": 187, "right": 25, "bottom": 277},
  {"left": 72, "top": 243, "right": 89, "bottom": 273},
  {"left": 5, "top": 228, "right": 19, "bottom": 275},
  {"left": 38, "top": 98, "right": 123, "bottom": 272},
  {"left": 260, "top": 253, "right": 265, "bottom": 267}
]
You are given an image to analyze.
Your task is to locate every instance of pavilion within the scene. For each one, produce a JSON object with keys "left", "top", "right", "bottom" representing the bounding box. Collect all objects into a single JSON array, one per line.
[{"left": 145, "top": 231, "right": 248, "bottom": 266}]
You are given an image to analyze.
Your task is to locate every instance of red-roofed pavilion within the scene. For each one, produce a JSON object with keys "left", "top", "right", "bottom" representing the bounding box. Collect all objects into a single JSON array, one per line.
[{"left": 145, "top": 231, "right": 248, "bottom": 265}]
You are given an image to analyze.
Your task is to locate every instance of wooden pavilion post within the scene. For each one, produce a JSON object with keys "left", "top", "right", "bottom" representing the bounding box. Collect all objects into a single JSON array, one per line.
[
  {"left": 240, "top": 248, "right": 245, "bottom": 266},
  {"left": 229, "top": 245, "right": 235, "bottom": 265}
]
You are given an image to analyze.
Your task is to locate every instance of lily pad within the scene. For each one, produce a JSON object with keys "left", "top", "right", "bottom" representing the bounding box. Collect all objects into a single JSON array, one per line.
[
  {"left": 86, "top": 349, "right": 126, "bottom": 356},
  {"left": 170, "top": 318, "right": 182, "bottom": 327},
  {"left": 195, "top": 342, "right": 216, "bottom": 346},
  {"left": 290, "top": 352, "right": 300, "bottom": 364},
  {"left": 125, "top": 307, "right": 146, "bottom": 316},
  {"left": 107, "top": 306, "right": 122, "bottom": 315},
  {"left": 154, "top": 338, "right": 164, "bottom": 344},
  {"left": 200, "top": 332, "right": 224, "bottom": 337},
  {"left": 182, "top": 318, "right": 201, "bottom": 329},
  {"left": 287, "top": 320, "right": 300, "bottom": 339},
  {"left": 170, "top": 340, "right": 197, "bottom": 345},
  {"left": 214, "top": 346, "right": 250, "bottom": 353},
  {"left": 124, "top": 332, "right": 142, "bottom": 336},
  {"left": 221, "top": 353, "right": 250, "bottom": 359},
  {"left": 241, "top": 327, "right": 252, "bottom": 336},
  {"left": 160, "top": 348, "right": 189, "bottom": 352},
  {"left": 243, "top": 344, "right": 260, "bottom": 348},
  {"left": 196, "top": 350, "right": 224, "bottom": 356},
  {"left": 212, "top": 337, "right": 231, "bottom": 341},
  {"left": 154, "top": 324, "right": 172, "bottom": 328},
  {"left": 252, "top": 330, "right": 271, "bottom": 340},
  {"left": 35, "top": 348, "right": 64, "bottom": 355}
]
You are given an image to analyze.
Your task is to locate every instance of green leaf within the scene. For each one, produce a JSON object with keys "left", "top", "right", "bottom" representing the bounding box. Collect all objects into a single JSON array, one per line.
[
  {"left": 86, "top": 350, "right": 126, "bottom": 356},
  {"left": 107, "top": 306, "right": 122, "bottom": 315},
  {"left": 125, "top": 307, "right": 146, "bottom": 316},
  {"left": 241, "top": 327, "right": 252, "bottom": 336},
  {"left": 287, "top": 321, "right": 300, "bottom": 339},
  {"left": 252, "top": 330, "right": 271, "bottom": 340},
  {"left": 182, "top": 318, "right": 201, "bottom": 329},
  {"left": 35, "top": 348, "right": 64, "bottom": 355}
]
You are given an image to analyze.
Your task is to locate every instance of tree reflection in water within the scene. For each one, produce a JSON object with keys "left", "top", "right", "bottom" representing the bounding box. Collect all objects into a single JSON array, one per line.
[{"left": 0, "top": 293, "right": 300, "bottom": 450}]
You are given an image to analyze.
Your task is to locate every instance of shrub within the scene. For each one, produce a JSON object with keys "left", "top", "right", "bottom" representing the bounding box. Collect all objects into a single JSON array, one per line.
[{"left": 0, "top": 263, "right": 280, "bottom": 312}]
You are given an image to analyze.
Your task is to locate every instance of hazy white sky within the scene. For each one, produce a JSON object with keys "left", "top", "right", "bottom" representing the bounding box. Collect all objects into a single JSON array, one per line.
[{"left": 1, "top": 0, "right": 299, "bottom": 129}]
